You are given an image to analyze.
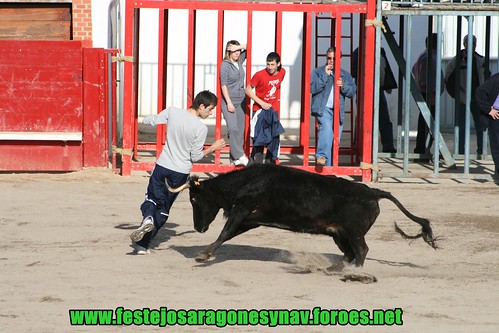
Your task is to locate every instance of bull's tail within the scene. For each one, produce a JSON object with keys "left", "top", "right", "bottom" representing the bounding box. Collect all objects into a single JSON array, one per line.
[{"left": 378, "top": 190, "right": 438, "bottom": 250}]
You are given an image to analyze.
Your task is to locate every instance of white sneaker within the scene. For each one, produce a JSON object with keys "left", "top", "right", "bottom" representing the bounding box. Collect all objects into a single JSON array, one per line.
[
  {"left": 130, "top": 217, "right": 154, "bottom": 242},
  {"left": 233, "top": 155, "right": 249, "bottom": 166},
  {"left": 132, "top": 243, "right": 151, "bottom": 255}
]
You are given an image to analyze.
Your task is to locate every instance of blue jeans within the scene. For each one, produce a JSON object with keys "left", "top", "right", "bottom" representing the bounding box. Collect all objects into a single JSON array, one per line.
[
  {"left": 316, "top": 107, "right": 343, "bottom": 166},
  {"left": 136, "top": 164, "right": 189, "bottom": 248}
]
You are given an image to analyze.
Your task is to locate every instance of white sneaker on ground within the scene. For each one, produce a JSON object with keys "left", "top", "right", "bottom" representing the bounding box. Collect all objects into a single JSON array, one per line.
[
  {"left": 132, "top": 243, "right": 151, "bottom": 255},
  {"left": 130, "top": 216, "right": 154, "bottom": 242},
  {"left": 233, "top": 155, "right": 249, "bottom": 166}
]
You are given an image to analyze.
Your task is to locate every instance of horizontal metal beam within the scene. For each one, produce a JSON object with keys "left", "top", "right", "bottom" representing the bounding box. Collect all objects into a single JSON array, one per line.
[
  {"left": 383, "top": 9, "right": 499, "bottom": 16},
  {"left": 131, "top": 0, "right": 369, "bottom": 13}
]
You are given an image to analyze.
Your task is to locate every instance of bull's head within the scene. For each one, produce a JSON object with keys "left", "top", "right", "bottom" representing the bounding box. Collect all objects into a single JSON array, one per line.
[{"left": 167, "top": 176, "right": 220, "bottom": 233}]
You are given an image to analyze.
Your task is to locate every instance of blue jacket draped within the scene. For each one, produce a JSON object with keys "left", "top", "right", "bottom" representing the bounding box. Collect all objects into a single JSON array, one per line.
[{"left": 252, "top": 107, "right": 285, "bottom": 159}]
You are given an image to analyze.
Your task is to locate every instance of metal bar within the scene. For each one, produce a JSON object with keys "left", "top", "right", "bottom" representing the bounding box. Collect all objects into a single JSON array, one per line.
[
  {"left": 383, "top": 10, "right": 499, "bottom": 17},
  {"left": 133, "top": 9, "right": 140, "bottom": 161},
  {"left": 355, "top": 13, "right": 365, "bottom": 167},
  {"left": 244, "top": 11, "right": 253, "bottom": 157},
  {"left": 133, "top": 1, "right": 369, "bottom": 13},
  {"left": 396, "top": 15, "right": 404, "bottom": 154},
  {"left": 347, "top": 13, "right": 355, "bottom": 166},
  {"left": 121, "top": 0, "right": 136, "bottom": 176},
  {"left": 482, "top": 15, "right": 491, "bottom": 155},
  {"left": 111, "top": 52, "right": 118, "bottom": 173},
  {"left": 332, "top": 13, "right": 342, "bottom": 168},
  {"left": 403, "top": 15, "right": 412, "bottom": 175},
  {"left": 275, "top": 10, "right": 283, "bottom": 124},
  {"left": 186, "top": 9, "right": 196, "bottom": 106},
  {"left": 454, "top": 16, "right": 462, "bottom": 156},
  {"left": 361, "top": 0, "right": 376, "bottom": 182},
  {"left": 463, "top": 20, "right": 474, "bottom": 174},
  {"left": 214, "top": 10, "right": 225, "bottom": 165},
  {"left": 433, "top": 16, "right": 443, "bottom": 176},
  {"left": 157, "top": 9, "right": 168, "bottom": 158},
  {"left": 371, "top": 0, "right": 382, "bottom": 181},
  {"left": 301, "top": 11, "right": 313, "bottom": 166}
]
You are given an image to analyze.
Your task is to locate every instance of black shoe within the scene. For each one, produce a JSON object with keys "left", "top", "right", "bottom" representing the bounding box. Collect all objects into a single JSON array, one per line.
[
  {"left": 249, "top": 153, "right": 264, "bottom": 165},
  {"left": 493, "top": 174, "right": 499, "bottom": 186},
  {"left": 412, "top": 158, "right": 430, "bottom": 163},
  {"left": 382, "top": 147, "right": 397, "bottom": 153}
]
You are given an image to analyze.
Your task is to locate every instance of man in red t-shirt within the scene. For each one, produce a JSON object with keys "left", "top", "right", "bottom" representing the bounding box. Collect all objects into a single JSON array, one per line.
[{"left": 246, "top": 52, "right": 286, "bottom": 164}]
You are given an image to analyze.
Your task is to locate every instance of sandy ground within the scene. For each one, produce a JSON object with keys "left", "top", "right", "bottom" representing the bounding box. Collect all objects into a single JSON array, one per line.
[{"left": 1, "top": 167, "right": 498, "bottom": 333}]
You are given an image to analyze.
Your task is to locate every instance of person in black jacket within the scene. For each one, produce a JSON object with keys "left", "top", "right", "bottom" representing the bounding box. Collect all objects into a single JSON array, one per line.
[
  {"left": 445, "top": 35, "right": 489, "bottom": 156},
  {"left": 412, "top": 34, "right": 445, "bottom": 160},
  {"left": 352, "top": 47, "right": 397, "bottom": 153},
  {"left": 475, "top": 72, "right": 499, "bottom": 185}
]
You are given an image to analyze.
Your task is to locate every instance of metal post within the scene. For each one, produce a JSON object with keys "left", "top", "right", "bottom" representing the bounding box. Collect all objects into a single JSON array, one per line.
[
  {"left": 371, "top": 0, "right": 382, "bottom": 181},
  {"left": 301, "top": 12, "right": 313, "bottom": 166},
  {"left": 403, "top": 16, "right": 412, "bottom": 174},
  {"left": 433, "top": 16, "right": 443, "bottom": 175},
  {"left": 332, "top": 13, "right": 342, "bottom": 168},
  {"left": 463, "top": 18, "right": 474, "bottom": 174}
]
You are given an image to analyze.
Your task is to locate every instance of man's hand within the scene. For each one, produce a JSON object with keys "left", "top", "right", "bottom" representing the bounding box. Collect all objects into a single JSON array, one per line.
[
  {"left": 212, "top": 139, "right": 226, "bottom": 151},
  {"left": 489, "top": 108, "right": 499, "bottom": 120},
  {"left": 204, "top": 139, "right": 226, "bottom": 157},
  {"left": 261, "top": 102, "right": 272, "bottom": 110},
  {"left": 325, "top": 65, "right": 334, "bottom": 76},
  {"left": 336, "top": 77, "right": 343, "bottom": 87}
]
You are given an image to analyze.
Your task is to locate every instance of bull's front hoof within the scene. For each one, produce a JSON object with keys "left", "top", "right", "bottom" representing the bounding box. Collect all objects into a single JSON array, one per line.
[
  {"left": 326, "top": 260, "right": 345, "bottom": 272},
  {"left": 195, "top": 251, "right": 212, "bottom": 262}
]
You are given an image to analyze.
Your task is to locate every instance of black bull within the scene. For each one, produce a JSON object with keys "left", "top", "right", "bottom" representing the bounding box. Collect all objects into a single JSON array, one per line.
[{"left": 169, "top": 164, "right": 438, "bottom": 266}]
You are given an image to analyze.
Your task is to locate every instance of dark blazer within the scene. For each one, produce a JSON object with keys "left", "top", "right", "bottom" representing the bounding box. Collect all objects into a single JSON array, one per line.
[{"left": 475, "top": 72, "right": 499, "bottom": 129}]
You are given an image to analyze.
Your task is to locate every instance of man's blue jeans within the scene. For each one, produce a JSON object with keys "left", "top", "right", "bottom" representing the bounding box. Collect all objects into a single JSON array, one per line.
[{"left": 316, "top": 106, "right": 343, "bottom": 166}]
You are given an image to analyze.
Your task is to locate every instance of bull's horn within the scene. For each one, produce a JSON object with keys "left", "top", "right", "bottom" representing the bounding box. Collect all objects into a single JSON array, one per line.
[{"left": 167, "top": 182, "right": 190, "bottom": 193}]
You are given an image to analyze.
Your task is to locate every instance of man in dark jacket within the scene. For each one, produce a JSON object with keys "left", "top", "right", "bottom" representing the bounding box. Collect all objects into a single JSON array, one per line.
[
  {"left": 412, "top": 34, "right": 445, "bottom": 159},
  {"left": 475, "top": 72, "right": 499, "bottom": 185},
  {"left": 445, "top": 35, "right": 489, "bottom": 156}
]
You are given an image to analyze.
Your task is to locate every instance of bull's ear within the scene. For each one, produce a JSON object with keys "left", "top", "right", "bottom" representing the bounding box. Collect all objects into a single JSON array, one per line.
[{"left": 189, "top": 176, "right": 201, "bottom": 187}]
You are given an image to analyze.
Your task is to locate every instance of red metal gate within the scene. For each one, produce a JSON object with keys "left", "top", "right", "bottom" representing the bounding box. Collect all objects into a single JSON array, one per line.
[
  {"left": 121, "top": 0, "right": 376, "bottom": 181},
  {"left": 0, "top": 41, "right": 116, "bottom": 171}
]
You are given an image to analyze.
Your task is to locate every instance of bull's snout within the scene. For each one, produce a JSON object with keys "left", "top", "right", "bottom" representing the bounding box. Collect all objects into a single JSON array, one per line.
[{"left": 195, "top": 225, "right": 209, "bottom": 233}]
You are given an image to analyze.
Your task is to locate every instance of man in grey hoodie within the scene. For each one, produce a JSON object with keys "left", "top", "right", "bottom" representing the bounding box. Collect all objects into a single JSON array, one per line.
[{"left": 130, "top": 90, "right": 226, "bottom": 254}]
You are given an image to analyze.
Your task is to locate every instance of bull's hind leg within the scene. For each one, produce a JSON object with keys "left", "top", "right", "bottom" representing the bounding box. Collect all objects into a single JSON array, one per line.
[
  {"left": 337, "top": 202, "right": 379, "bottom": 267},
  {"left": 347, "top": 235, "right": 369, "bottom": 267},
  {"left": 331, "top": 233, "right": 355, "bottom": 263}
]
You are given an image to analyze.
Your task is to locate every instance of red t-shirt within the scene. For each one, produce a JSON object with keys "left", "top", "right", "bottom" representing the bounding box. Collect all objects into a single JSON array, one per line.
[{"left": 249, "top": 68, "right": 286, "bottom": 112}]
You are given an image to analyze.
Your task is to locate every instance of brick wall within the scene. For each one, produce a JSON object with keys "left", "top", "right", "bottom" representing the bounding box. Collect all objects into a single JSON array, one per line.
[{"left": 72, "top": 0, "right": 93, "bottom": 47}]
